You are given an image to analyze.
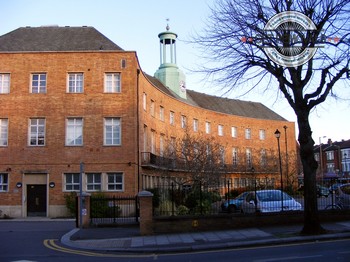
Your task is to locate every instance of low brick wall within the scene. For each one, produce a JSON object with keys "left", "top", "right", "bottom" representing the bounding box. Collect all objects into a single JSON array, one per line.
[{"left": 152, "top": 210, "right": 350, "bottom": 234}]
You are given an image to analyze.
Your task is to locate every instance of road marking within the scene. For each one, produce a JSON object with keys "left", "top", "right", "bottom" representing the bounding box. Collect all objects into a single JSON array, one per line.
[
  {"left": 43, "top": 239, "right": 154, "bottom": 258},
  {"left": 254, "top": 255, "right": 323, "bottom": 262}
]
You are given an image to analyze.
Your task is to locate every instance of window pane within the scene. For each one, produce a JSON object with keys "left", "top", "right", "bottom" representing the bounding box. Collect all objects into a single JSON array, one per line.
[
  {"left": 68, "top": 73, "right": 83, "bottom": 93},
  {"left": 0, "top": 74, "right": 10, "bottom": 93},
  {"left": 0, "top": 173, "right": 8, "bottom": 191},
  {"left": 66, "top": 118, "right": 83, "bottom": 145},
  {"left": 0, "top": 119, "right": 8, "bottom": 146},
  {"left": 31, "top": 74, "right": 46, "bottom": 93},
  {"left": 29, "top": 118, "right": 45, "bottom": 146},
  {"left": 104, "top": 118, "right": 121, "bottom": 145},
  {"left": 107, "top": 173, "right": 123, "bottom": 191}
]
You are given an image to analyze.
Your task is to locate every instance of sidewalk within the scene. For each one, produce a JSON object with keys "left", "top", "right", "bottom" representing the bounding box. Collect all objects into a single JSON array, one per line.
[{"left": 61, "top": 221, "right": 350, "bottom": 253}]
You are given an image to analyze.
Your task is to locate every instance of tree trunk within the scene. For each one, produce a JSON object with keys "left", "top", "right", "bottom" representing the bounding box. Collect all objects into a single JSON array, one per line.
[{"left": 297, "top": 112, "right": 326, "bottom": 235}]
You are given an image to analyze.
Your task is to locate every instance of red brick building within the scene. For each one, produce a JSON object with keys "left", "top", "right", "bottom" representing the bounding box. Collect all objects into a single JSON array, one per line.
[{"left": 0, "top": 26, "right": 297, "bottom": 218}]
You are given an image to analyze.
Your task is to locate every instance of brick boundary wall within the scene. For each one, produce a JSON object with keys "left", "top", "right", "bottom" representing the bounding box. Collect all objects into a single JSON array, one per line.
[{"left": 151, "top": 210, "right": 350, "bottom": 235}]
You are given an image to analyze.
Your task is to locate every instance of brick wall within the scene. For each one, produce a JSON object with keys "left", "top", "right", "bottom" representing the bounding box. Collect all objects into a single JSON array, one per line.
[{"left": 0, "top": 48, "right": 297, "bottom": 217}]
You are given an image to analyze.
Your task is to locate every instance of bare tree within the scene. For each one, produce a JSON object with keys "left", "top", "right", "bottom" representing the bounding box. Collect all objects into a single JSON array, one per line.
[
  {"left": 193, "top": 0, "right": 350, "bottom": 234},
  {"left": 160, "top": 131, "right": 226, "bottom": 186}
]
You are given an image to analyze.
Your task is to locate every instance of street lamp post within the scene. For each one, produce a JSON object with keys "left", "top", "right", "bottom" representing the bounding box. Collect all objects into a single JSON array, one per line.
[
  {"left": 283, "top": 126, "right": 289, "bottom": 183},
  {"left": 345, "top": 153, "right": 348, "bottom": 176},
  {"left": 274, "top": 129, "right": 283, "bottom": 211}
]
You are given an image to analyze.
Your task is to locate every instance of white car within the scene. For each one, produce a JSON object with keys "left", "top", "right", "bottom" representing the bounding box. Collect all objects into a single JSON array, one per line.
[{"left": 241, "top": 189, "right": 302, "bottom": 213}]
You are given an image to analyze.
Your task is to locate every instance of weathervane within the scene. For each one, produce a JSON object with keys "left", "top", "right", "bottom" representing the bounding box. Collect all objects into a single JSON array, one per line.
[{"left": 166, "top": 18, "right": 170, "bottom": 31}]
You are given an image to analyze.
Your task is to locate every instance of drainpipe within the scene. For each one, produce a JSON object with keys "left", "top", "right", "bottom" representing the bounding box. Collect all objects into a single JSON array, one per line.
[{"left": 136, "top": 69, "right": 140, "bottom": 193}]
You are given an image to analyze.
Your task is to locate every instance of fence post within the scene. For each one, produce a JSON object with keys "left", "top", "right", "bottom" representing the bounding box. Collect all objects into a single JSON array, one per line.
[
  {"left": 77, "top": 192, "right": 91, "bottom": 228},
  {"left": 138, "top": 190, "right": 153, "bottom": 235}
]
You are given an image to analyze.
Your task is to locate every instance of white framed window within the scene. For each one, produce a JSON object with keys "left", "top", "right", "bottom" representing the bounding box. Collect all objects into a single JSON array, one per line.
[
  {"left": 64, "top": 173, "right": 80, "bottom": 191},
  {"left": 193, "top": 119, "right": 198, "bottom": 132},
  {"left": 259, "top": 129, "right": 266, "bottom": 140},
  {"left": 194, "top": 142, "right": 199, "bottom": 157},
  {"left": 150, "top": 100, "right": 155, "bottom": 117},
  {"left": 326, "top": 151, "right": 334, "bottom": 160},
  {"left": 205, "top": 121, "right": 211, "bottom": 134},
  {"left": 160, "top": 134, "right": 165, "bottom": 156},
  {"left": 31, "top": 73, "right": 46, "bottom": 93},
  {"left": 232, "top": 147, "right": 238, "bottom": 166},
  {"left": 218, "top": 125, "right": 224, "bottom": 136},
  {"left": 181, "top": 115, "right": 187, "bottom": 129},
  {"left": 143, "top": 125, "right": 148, "bottom": 153},
  {"left": 246, "top": 148, "right": 252, "bottom": 168},
  {"left": 260, "top": 149, "right": 267, "bottom": 167},
  {"left": 327, "top": 163, "right": 335, "bottom": 173},
  {"left": 220, "top": 146, "right": 225, "bottom": 164},
  {"left": 143, "top": 93, "right": 147, "bottom": 111},
  {"left": 0, "top": 73, "right": 10, "bottom": 94},
  {"left": 206, "top": 144, "right": 212, "bottom": 159},
  {"left": 86, "top": 173, "right": 101, "bottom": 191},
  {"left": 29, "top": 118, "right": 45, "bottom": 146},
  {"left": 170, "top": 111, "right": 175, "bottom": 125},
  {"left": 0, "top": 119, "right": 8, "bottom": 146},
  {"left": 66, "top": 118, "right": 83, "bottom": 146},
  {"left": 159, "top": 106, "right": 164, "bottom": 121},
  {"left": 170, "top": 137, "right": 176, "bottom": 157},
  {"left": 107, "top": 172, "right": 123, "bottom": 191},
  {"left": 67, "top": 73, "right": 83, "bottom": 93},
  {"left": 151, "top": 130, "right": 156, "bottom": 154},
  {"left": 104, "top": 117, "right": 121, "bottom": 146},
  {"left": 104, "top": 73, "right": 121, "bottom": 93},
  {"left": 245, "top": 128, "right": 251, "bottom": 139},
  {"left": 0, "top": 173, "right": 8, "bottom": 192},
  {"left": 231, "top": 126, "right": 237, "bottom": 138}
]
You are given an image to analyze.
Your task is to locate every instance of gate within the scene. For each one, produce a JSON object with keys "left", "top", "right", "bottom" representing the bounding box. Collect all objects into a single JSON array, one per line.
[{"left": 90, "top": 195, "right": 139, "bottom": 226}]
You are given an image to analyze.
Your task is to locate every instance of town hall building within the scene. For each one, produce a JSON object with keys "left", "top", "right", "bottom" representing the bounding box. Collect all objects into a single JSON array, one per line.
[{"left": 0, "top": 25, "right": 297, "bottom": 218}]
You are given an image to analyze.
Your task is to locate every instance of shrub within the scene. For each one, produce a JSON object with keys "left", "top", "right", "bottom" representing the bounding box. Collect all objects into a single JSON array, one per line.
[
  {"left": 146, "top": 188, "right": 160, "bottom": 208},
  {"left": 90, "top": 193, "right": 121, "bottom": 218},
  {"left": 176, "top": 205, "right": 189, "bottom": 215},
  {"left": 64, "top": 192, "right": 77, "bottom": 217}
]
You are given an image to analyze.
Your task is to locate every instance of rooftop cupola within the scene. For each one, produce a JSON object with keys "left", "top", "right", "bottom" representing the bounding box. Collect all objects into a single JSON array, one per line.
[{"left": 154, "top": 22, "right": 187, "bottom": 99}]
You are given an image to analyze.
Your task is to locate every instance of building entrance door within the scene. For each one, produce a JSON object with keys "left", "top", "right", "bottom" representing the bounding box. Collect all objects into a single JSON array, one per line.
[{"left": 27, "top": 185, "right": 47, "bottom": 216}]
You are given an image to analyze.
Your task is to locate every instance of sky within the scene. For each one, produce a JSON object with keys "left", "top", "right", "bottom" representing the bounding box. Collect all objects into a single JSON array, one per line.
[{"left": 1, "top": 0, "right": 349, "bottom": 144}]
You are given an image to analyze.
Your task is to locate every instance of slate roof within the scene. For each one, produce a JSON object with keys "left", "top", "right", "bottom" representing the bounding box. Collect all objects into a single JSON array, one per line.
[
  {"left": 186, "top": 90, "right": 286, "bottom": 121},
  {"left": 0, "top": 26, "right": 123, "bottom": 52},
  {"left": 146, "top": 74, "right": 286, "bottom": 121}
]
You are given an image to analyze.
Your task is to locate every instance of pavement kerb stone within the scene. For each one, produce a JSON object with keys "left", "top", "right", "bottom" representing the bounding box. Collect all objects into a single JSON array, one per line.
[{"left": 60, "top": 228, "right": 350, "bottom": 253}]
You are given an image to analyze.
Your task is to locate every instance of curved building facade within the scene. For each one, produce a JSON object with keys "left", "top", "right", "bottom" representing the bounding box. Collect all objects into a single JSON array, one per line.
[{"left": 0, "top": 26, "right": 296, "bottom": 218}]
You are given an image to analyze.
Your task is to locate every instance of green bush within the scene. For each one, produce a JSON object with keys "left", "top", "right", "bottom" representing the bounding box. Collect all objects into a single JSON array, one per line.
[
  {"left": 146, "top": 188, "right": 160, "bottom": 208},
  {"left": 64, "top": 192, "right": 77, "bottom": 217},
  {"left": 90, "top": 193, "right": 121, "bottom": 218},
  {"left": 157, "top": 200, "right": 176, "bottom": 216},
  {"left": 176, "top": 205, "right": 189, "bottom": 215}
]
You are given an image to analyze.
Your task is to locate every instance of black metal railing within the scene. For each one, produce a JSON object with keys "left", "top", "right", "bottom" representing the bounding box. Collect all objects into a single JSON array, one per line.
[
  {"left": 148, "top": 178, "right": 349, "bottom": 217},
  {"left": 90, "top": 195, "right": 139, "bottom": 226}
]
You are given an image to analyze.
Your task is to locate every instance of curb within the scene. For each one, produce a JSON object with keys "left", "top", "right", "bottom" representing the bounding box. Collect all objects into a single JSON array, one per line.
[{"left": 60, "top": 229, "right": 350, "bottom": 253}]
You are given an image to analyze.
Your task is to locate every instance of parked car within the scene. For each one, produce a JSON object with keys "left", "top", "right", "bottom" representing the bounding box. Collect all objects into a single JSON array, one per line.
[
  {"left": 335, "top": 183, "right": 350, "bottom": 209},
  {"left": 329, "top": 183, "right": 342, "bottom": 193},
  {"left": 241, "top": 190, "right": 302, "bottom": 213},
  {"left": 298, "top": 184, "right": 329, "bottom": 197},
  {"left": 317, "top": 185, "right": 329, "bottom": 197},
  {"left": 221, "top": 192, "right": 249, "bottom": 213}
]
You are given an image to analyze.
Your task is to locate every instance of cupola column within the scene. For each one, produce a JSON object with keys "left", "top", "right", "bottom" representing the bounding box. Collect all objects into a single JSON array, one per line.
[{"left": 154, "top": 23, "right": 187, "bottom": 99}]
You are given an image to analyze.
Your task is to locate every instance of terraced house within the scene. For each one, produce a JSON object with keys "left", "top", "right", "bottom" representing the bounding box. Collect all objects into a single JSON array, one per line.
[{"left": 0, "top": 25, "right": 297, "bottom": 218}]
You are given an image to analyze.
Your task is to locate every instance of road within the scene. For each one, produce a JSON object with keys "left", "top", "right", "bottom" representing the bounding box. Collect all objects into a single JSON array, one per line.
[{"left": 1, "top": 219, "right": 350, "bottom": 261}]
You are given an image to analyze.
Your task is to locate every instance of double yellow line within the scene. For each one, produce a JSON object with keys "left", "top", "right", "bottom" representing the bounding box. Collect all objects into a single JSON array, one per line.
[{"left": 43, "top": 239, "right": 150, "bottom": 258}]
